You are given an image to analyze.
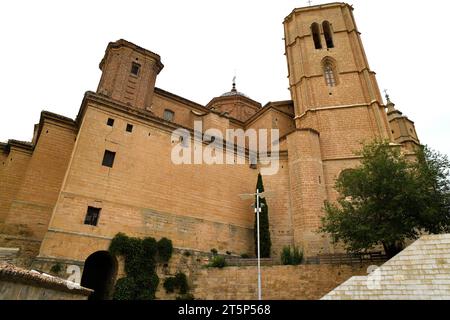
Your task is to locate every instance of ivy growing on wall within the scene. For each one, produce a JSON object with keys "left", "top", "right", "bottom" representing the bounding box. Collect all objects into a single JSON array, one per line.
[
  {"left": 163, "top": 272, "right": 189, "bottom": 294},
  {"left": 50, "top": 262, "right": 63, "bottom": 275},
  {"left": 109, "top": 232, "right": 173, "bottom": 300}
]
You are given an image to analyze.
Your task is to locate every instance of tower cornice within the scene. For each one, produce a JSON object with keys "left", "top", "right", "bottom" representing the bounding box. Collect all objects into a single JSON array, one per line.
[
  {"left": 284, "top": 2, "right": 352, "bottom": 23},
  {"left": 99, "top": 39, "right": 164, "bottom": 73}
]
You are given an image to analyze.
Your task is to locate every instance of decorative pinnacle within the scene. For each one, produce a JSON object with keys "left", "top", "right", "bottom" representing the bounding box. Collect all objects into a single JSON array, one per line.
[
  {"left": 231, "top": 75, "right": 237, "bottom": 92},
  {"left": 383, "top": 89, "right": 391, "bottom": 104}
]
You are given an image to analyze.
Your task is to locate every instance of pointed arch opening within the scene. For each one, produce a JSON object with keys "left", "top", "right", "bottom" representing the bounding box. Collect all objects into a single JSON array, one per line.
[
  {"left": 322, "top": 57, "right": 338, "bottom": 87},
  {"left": 322, "top": 21, "right": 334, "bottom": 49},
  {"left": 311, "top": 23, "right": 322, "bottom": 49}
]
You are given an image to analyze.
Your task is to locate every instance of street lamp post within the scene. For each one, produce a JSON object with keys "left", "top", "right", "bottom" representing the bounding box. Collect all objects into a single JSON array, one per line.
[
  {"left": 255, "top": 188, "right": 262, "bottom": 301},
  {"left": 239, "top": 189, "right": 273, "bottom": 301}
]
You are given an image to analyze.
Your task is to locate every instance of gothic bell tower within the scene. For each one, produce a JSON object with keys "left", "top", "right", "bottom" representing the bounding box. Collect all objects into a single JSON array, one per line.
[
  {"left": 284, "top": 2, "right": 391, "bottom": 141},
  {"left": 283, "top": 3, "right": 395, "bottom": 255}
]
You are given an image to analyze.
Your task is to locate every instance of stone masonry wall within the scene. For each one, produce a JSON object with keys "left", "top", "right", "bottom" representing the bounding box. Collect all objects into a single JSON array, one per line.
[
  {"left": 39, "top": 104, "right": 290, "bottom": 262},
  {"left": 190, "top": 264, "right": 371, "bottom": 300},
  {"left": 30, "top": 248, "right": 372, "bottom": 300},
  {"left": 5, "top": 120, "right": 76, "bottom": 240},
  {"left": 0, "top": 147, "right": 31, "bottom": 223}
]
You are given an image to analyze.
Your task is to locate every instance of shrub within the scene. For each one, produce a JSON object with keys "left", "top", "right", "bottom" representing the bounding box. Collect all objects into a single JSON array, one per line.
[
  {"left": 113, "top": 277, "right": 137, "bottom": 300},
  {"left": 176, "top": 293, "right": 195, "bottom": 300},
  {"left": 226, "top": 251, "right": 232, "bottom": 255},
  {"left": 142, "top": 237, "right": 158, "bottom": 258},
  {"left": 109, "top": 232, "right": 130, "bottom": 256},
  {"left": 157, "top": 238, "right": 173, "bottom": 263},
  {"left": 281, "top": 246, "right": 303, "bottom": 265},
  {"left": 163, "top": 277, "right": 176, "bottom": 293},
  {"left": 134, "top": 273, "right": 159, "bottom": 300},
  {"left": 50, "top": 262, "right": 63, "bottom": 274},
  {"left": 240, "top": 253, "right": 250, "bottom": 259},
  {"left": 123, "top": 237, "right": 155, "bottom": 276},
  {"left": 210, "top": 248, "right": 218, "bottom": 256},
  {"left": 209, "top": 255, "right": 226, "bottom": 268},
  {"left": 175, "top": 272, "right": 189, "bottom": 294},
  {"left": 291, "top": 246, "right": 303, "bottom": 265},
  {"left": 163, "top": 272, "right": 189, "bottom": 295},
  {"left": 183, "top": 251, "right": 191, "bottom": 257},
  {"left": 281, "top": 246, "right": 292, "bottom": 265}
]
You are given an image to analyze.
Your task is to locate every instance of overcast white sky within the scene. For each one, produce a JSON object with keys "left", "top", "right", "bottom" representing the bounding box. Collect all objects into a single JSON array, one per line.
[{"left": 1, "top": 0, "right": 449, "bottom": 157}]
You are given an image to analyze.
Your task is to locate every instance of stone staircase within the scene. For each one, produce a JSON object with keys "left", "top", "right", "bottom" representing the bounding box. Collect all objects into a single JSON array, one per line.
[
  {"left": 0, "top": 247, "right": 20, "bottom": 265},
  {"left": 321, "top": 234, "right": 450, "bottom": 300}
]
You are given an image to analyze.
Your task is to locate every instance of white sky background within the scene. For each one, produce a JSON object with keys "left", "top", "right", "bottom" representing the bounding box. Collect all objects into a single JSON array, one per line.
[{"left": 0, "top": 0, "right": 449, "bottom": 158}]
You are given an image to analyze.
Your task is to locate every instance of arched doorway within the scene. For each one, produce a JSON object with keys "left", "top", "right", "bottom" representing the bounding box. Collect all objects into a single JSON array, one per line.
[{"left": 81, "top": 251, "right": 117, "bottom": 300}]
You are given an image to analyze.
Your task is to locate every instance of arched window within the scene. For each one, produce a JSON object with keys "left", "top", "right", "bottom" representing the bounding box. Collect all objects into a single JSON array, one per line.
[
  {"left": 163, "top": 109, "right": 174, "bottom": 122},
  {"left": 311, "top": 23, "right": 322, "bottom": 49},
  {"left": 322, "top": 21, "right": 334, "bottom": 48},
  {"left": 323, "top": 62, "right": 337, "bottom": 87}
]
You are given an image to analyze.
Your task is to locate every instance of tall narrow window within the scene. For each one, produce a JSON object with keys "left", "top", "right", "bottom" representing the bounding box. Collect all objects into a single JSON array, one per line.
[
  {"left": 131, "top": 62, "right": 140, "bottom": 76},
  {"left": 324, "top": 62, "right": 336, "bottom": 87},
  {"left": 84, "top": 206, "right": 101, "bottom": 226},
  {"left": 163, "top": 109, "right": 174, "bottom": 122},
  {"left": 102, "top": 150, "right": 116, "bottom": 168},
  {"left": 311, "top": 23, "right": 322, "bottom": 49},
  {"left": 323, "top": 21, "right": 334, "bottom": 48}
]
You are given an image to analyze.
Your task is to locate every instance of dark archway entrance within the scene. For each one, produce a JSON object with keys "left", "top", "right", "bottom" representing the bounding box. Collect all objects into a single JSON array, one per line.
[{"left": 81, "top": 251, "right": 117, "bottom": 300}]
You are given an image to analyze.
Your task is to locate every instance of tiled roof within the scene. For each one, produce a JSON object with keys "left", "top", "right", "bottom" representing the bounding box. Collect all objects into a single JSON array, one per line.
[{"left": 0, "top": 263, "right": 92, "bottom": 296}]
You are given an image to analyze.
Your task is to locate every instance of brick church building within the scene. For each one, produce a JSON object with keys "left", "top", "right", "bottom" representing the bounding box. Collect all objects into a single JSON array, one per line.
[{"left": 0, "top": 2, "right": 420, "bottom": 296}]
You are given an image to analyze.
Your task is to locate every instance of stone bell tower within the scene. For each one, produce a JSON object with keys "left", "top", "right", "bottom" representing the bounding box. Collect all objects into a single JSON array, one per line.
[
  {"left": 97, "top": 39, "right": 164, "bottom": 111},
  {"left": 283, "top": 3, "right": 394, "bottom": 255}
]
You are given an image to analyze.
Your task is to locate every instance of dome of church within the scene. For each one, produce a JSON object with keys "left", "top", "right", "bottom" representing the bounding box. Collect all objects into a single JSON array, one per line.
[
  {"left": 220, "top": 89, "right": 249, "bottom": 98},
  {"left": 220, "top": 78, "right": 249, "bottom": 98}
]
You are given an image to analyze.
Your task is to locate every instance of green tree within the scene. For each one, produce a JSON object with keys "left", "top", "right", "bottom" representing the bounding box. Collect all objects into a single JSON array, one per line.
[
  {"left": 320, "top": 139, "right": 450, "bottom": 258},
  {"left": 254, "top": 173, "right": 272, "bottom": 258}
]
